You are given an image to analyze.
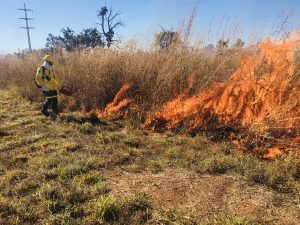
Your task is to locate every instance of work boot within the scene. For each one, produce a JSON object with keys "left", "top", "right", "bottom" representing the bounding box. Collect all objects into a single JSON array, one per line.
[{"left": 41, "top": 109, "right": 49, "bottom": 117}]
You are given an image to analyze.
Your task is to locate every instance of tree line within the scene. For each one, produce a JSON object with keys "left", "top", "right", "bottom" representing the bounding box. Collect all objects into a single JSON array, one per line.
[
  {"left": 46, "top": 6, "right": 123, "bottom": 51},
  {"left": 45, "top": 5, "right": 245, "bottom": 52}
]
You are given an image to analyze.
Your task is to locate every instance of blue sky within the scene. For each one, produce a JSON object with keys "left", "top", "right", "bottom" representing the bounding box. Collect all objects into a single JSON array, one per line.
[{"left": 1, "top": 0, "right": 300, "bottom": 53}]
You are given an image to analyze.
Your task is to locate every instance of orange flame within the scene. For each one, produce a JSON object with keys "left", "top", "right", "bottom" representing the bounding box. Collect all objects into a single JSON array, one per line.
[
  {"left": 95, "top": 83, "right": 135, "bottom": 118},
  {"left": 144, "top": 35, "right": 300, "bottom": 157}
]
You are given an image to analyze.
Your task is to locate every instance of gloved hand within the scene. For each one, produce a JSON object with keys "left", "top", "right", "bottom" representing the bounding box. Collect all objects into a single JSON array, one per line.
[{"left": 42, "top": 85, "right": 49, "bottom": 92}]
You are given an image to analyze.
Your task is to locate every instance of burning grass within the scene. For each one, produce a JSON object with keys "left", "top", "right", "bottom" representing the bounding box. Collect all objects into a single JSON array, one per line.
[
  {"left": 90, "top": 82, "right": 139, "bottom": 119},
  {"left": 142, "top": 35, "right": 300, "bottom": 158},
  {"left": 1, "top": 9, "right": 300, "bottom": 223},
  {"left": 1, "top": 31, "right": 300, "bottom": 158}
]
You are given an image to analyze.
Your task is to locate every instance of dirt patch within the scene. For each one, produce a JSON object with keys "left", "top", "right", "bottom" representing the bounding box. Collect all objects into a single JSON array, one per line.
[{"left": 108, "top": 168, "right": 300, "bottom": 224}]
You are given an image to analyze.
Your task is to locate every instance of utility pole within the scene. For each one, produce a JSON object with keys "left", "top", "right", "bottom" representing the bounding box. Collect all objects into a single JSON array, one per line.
[{"left": 18, "top": 3, "right": 34, "bottom": 52}]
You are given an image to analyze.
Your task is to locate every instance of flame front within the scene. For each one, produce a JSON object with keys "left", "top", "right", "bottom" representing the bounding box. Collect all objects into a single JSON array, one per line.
[
  {"left": 94, "top": 83, "right": 135, "bottom": 118},
  {"left": 144, "top": 36, "right": 300, "bottom": 157}
]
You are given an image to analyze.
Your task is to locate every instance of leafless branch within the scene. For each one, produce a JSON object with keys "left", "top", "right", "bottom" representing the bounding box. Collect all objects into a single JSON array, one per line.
[
  {"left": 111, "top": 21, "right": 123, "bottom": 30},
  {"left": 98, "top": 5, "right": 123, "bottom": 47},
  {"left": 109, "top": 11, "right": 120, "bottom": 22},
  {"left": 107, "top": 7, "right": 113, "bottom": 28}
]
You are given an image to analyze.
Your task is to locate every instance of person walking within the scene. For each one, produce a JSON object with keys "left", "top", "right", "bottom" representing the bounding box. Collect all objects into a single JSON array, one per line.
[{"left": 35, "top": 55, "right": 61, "bottom": 117}]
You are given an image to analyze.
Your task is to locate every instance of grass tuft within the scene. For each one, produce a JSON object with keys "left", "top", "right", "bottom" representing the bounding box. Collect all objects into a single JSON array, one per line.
[{"left": 208, "top": 214, "right": 263, "bottom": 225}]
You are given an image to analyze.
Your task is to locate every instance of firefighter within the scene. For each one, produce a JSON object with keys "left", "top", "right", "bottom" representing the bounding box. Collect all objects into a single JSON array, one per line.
[{"left": 35, "top": 55, "right": 61, "bottom": 117}]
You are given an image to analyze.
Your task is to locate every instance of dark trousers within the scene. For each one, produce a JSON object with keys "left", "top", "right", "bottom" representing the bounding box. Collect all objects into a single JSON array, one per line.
[{"left": 42, "top": 90, "right": 58, "bottom": 114}]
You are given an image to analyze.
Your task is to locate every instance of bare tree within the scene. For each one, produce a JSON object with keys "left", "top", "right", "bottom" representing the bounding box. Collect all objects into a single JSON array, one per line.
[
  {"left": 98, "top": 6, "right": 123, "bottom": 48},
  {"left": 217, "top": 39, "right": 229, "bottom": 49},
  {"left": 155, "top": 28, "right": 180, "bottom": 50},
  {"left": 233, "top": 38, "right": 245, "bottom": 49}
]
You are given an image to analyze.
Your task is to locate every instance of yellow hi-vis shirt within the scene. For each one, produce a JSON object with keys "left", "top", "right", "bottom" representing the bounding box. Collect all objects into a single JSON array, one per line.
[{"left": 35, "top": 66, "right": 61, "bottom": 91}]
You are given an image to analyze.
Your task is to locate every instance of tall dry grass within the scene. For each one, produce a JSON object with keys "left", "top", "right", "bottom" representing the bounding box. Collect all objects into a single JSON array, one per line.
[
  {"left": 0, "top": 44, "right": 243, "bottom": 112},
  {"left": 0, "top": 6, "right": 245, "bottom": 112}
]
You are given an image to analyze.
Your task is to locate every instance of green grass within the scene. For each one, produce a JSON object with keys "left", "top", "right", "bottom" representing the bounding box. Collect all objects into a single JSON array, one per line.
[
  {"left": 208, "top": 215, "right": 263, "bottom": 225},
  {"left": 95, "top": 193, "right": 151, "bottom": 224},
  {"left": 0, "top": 134, "right": 46, "bottom": 152},
  {"left": 0, "top": 90, "right": 299, "bottom": 224}
]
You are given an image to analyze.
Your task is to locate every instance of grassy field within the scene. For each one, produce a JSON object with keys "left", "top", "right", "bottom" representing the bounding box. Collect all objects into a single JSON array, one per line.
[{"left": 0, "top": 89, "right": 299, "bottom": 224}]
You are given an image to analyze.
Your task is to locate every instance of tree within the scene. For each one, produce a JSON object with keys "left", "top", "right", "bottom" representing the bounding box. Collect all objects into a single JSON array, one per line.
[
  {"left": 46, "top": 27, "right": 104, "bottom": 51},
  {"left": 203, "top": 44, "right": 215, "bottom": 53},
  {"left": 77, "top": 28, "right": 104, "bottom": 49},
  {"left": 233, "top": 38, "right": 245, "bottom": 48},
  {"left": 154, "top": 28, "right": 180, "bottom": 50},
  {"left": 46, "top": 33, "right": 62, "bottom": 50},
  {"left": 58, "top": 27, "right": 78, "bottom": 51},
  {"left": 217, "top": 39, "right": 229, "bottom": 50},
  {"left": 97, "top": 6, "right": 123, "bottom": 48}
]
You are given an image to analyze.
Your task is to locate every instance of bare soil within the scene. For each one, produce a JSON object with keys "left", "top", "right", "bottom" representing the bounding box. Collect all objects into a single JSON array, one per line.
[{"left": 108, "top": 168, "right": 300, "bottom": 224}]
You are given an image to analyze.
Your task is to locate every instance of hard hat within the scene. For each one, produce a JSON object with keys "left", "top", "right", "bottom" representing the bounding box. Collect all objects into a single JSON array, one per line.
[{"left": 43, "top": 55, "right": 54, "bottom": 63}]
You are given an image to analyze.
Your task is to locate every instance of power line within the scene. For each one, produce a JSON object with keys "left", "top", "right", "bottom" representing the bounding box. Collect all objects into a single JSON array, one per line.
[{"left": 18, "top": 3, "right": 35, "bottom": 52}]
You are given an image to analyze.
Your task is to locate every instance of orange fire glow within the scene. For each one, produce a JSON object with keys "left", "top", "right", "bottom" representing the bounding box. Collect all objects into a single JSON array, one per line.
[
  {"left": 144, "top": 35, "right": 300, "bottom": 158},
  {"left": 94, "top": 83, "right": 135, "bottom": 118}
]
